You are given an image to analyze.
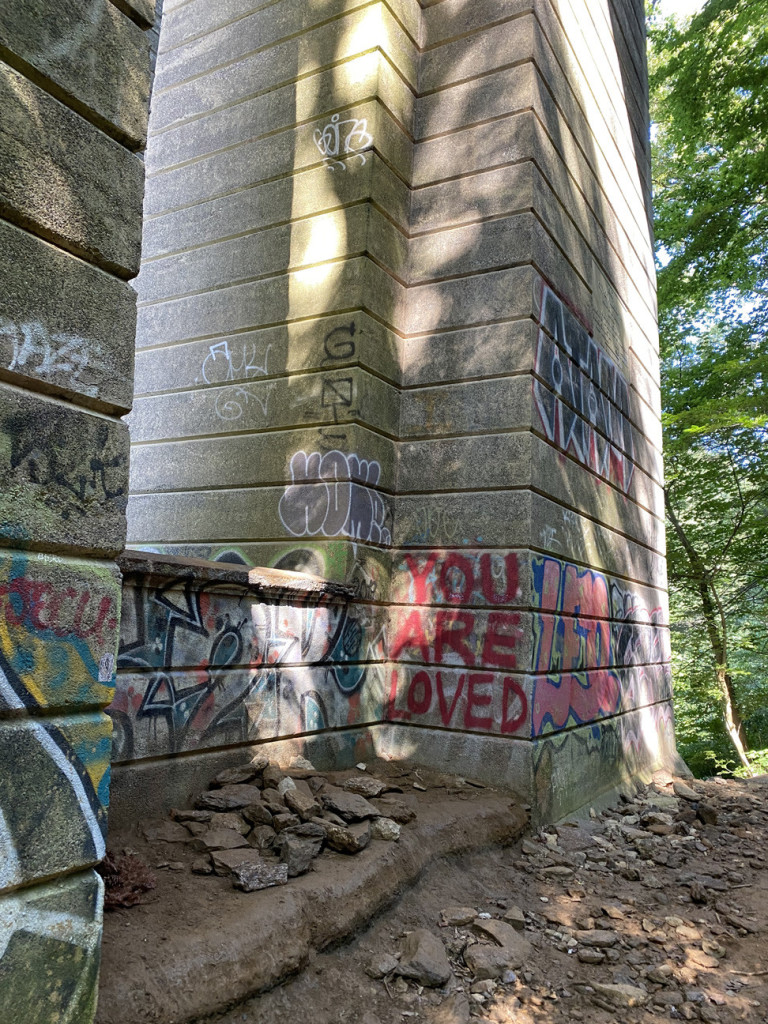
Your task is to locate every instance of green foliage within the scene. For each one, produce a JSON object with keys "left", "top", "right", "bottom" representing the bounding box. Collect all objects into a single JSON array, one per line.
[{"left": 649, "top": 0, "right": 768, "bottom": 774}]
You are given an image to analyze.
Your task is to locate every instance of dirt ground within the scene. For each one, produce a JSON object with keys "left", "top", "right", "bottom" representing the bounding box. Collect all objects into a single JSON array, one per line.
[{"left": 101, "top": 764, "right": 768, "bottom": 1024}]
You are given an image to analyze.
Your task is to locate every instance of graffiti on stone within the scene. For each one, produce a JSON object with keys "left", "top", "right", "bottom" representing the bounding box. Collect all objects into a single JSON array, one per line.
[
  {"left": 392, "top": 550, "right": 520, "bottom": 607},
  {"left": 534, "top": 285, "right": 636, "bottom": 492},
  {"left": 279, "top": 450, "right": 392, "bottom": 546},
  {"left": 0, "top": 871, "right": 103, "bottom": 1023},
  {"left": 111, "top": 576, "right": 387, "bottom": 761},
  {"left": 387, "top": 666, "right": 528, "bottom": 736},
  {"left": 313, "top": 113, "right": 372, "bottom": 171},
  {"left": 529, "top": 555, "right": 669, "bottom": 737}
]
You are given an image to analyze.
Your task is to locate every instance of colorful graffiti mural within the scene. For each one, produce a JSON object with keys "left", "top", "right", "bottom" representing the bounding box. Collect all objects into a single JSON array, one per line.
[
  {"left": 0, "top": 552, "right": 115, "bottom": 896},
  {"left": 110, "top": 573, "right": 388, "bottom": 761},
  {"left": 533, "top": 285, "right": 636, "bottom": 493}
]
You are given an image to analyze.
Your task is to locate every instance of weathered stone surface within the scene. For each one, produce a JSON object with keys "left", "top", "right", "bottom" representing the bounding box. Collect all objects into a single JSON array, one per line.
[
  {"left": 212, "top": 764, "right": 262, "bottom": 787},
  {"left": 194, "top": 830, "right": 250, "bottom": 853},
  {"left": 242, "top": 802, "right": 273, "bottom": 827},
  {"left": 590, "top": 983, "right": 649, "bottom": 1007},
  {"left": 143, "top": 821, "right": 189, "bottom": 844},
  {"left": 0, "top": 713, "right": 109, "bottom": 893},
  {"left": 502, "top": 906, "right": 526, "bottom": 931},
  {"left": 273, "top": 812, "right": 301, "bottom": 832},
  {"left": 248, "top": 825, "right": 277, "bottom": 852},
  {"left": 575, "top": 929, "right": 619, "bottom": 948},
  {"left": 322, "top": 789, "right": 382, "bottom": 822},
  {"left": 284, "top": 786, "right": 321, "bottom": 821},
  {"left": 197, "top": 784, "right": 263, "bottom": 811},
  {"left": 211, "top": 847, "right": 272, "bottom": 877},
  {"left": 464, "top": 944, "right": 521, "bottom": 981},
  {"left": 0, "top": 219, "right": 136, "bottom": 411},
  {"left": 0, "top": 870, "right": 103, "bottom": 1022},
  {"left": 0, "top": 0, "right": 151, "bottom": 146},
  {"left": 233, "top": 857, "right": 289, "bottom": 892},
  {"left": 343, "top": 775, "right": 387, "bottom": 798},
  {"left": 275, "top": 833, "right": 323, "bottom": 876},
  {"left": 365, "top": 953, "right": 399, "bottom": 979},
  {"left": 473, "top": 918, "right": 527, "bottom": 948},
  {"left": 0, "top": 62, "right": 144, "bottom": 275},
  {"left": 0, "top": 384, "right": 129, "bottom": 556},
  {"left": 261, "top": 789, "right": 287, "bottom": 814},
  {"left": 206, "top": 812, "right": 249, "bottom": 835},
  {"left": 170, "top": 809, "right": 212, "bottom": 824},
  {"left": 397, "top": 929, "right": 452, "bottom": 987},
  {"left": 370, "top": 817, "right": 401, "bottom": 841},
  {"left": 323, "top": 821, "right": 371, "bottom": 854},
  {"left": 440, "top": 907, "right": 477, "bottom": 927},
  {"left": 0, "top": 551, "right": 120, "bottom": 715}
]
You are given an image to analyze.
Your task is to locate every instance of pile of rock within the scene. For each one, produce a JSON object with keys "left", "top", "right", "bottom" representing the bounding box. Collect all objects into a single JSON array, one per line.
[
  {"left": 355, "top": 775, "right": 767, "bottom": 1023},
  {"left": 147, "top": 757, "right": 413, "bottom": 892}
]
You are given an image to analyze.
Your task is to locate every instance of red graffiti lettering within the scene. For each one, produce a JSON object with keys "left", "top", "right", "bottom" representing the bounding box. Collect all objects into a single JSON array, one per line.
[
  {"left": 501, "top": 677, "right": 528, "bottom": 733},
  {"left": 403, "top": 552, "right": 439, "bottom": 604},
  {"left": 407, "top": 670, "right": 433, "bottom": 715},
  {"left": 436, "top": 671, "right": 465, "bottom": 726},
  {"left": 465, "top": 673, "right": 494, "bottom": 730},
  {"left": 479, "top": 553, "right": 519, "bottom": 605},
  {"left": 390, "top": 610, "right": 431, "bottom": 662},
  {"left": 481, "top": 612, "right": 520, "bottom": 668},
  {"left": 434, "top": 610, "right": 475, "bottom": 665},
  {"left": 439, "top": 554, "right": 474, "bottom": 604}
]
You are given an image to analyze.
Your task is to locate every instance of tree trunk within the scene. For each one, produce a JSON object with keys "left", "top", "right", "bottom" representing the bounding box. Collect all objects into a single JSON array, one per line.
[{"left": 665, "top": 491, "right": 754, "bottom": 775}]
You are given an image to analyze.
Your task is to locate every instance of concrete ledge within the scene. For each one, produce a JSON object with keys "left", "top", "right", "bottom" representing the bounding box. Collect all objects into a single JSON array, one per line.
[
  {"left": 97, "top": 782, "right": 528, "bottom": 1024},
  {"left": 118, "top": 549, "right": 354, "bottom": 601}
]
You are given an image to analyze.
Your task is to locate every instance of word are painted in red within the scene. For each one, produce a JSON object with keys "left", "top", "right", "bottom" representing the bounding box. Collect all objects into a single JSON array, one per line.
[{"left": 390, "top": 609, "right": 521, "bottom": 669}]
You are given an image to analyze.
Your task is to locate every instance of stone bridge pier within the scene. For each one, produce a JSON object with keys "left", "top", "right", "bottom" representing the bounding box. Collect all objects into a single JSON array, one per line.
[{"left": 0, "top": 0, "right": 677, "bottom": 1019}]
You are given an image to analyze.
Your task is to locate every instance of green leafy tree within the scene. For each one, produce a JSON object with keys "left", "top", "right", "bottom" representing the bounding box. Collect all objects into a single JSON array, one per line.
[{"left": 649, "top": 0, "right": 768, "bottom": 773}]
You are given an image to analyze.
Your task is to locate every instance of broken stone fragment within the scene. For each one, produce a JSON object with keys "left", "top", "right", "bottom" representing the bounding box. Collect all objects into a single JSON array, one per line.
[
  {"left": 232, "top": 857, "right": 289, "bottom": 892},
  {"left": 211, "top": 847, "right": 277, "bottom": 876},
  {"left": 143, "top": 820, "right": 190, "bottom": 843},
  {"left": 473, "top": 918, "right": 527, "bottom": 949},
  {"left": 261, "top": 789, "right": 287, "bottom": 814},
  {"left": 183, "top": 821, "right": 208, "bottom": 838},
  {"left": 370, "top": 817, "right": 400, "bottom": 841},
  {"left": 193, "top": 829, "right": 250, "bottom": 853},
  {"left": 577, "top": 948, "right": 605, "bottom": 964},
  {"left": 208, "top": 812, "right": 250, "bottom": 835},
  {"left": 590, "top": 983, "right": 648, "bottom": 1007},
  {"left": 464, "top": 944, "right": 521, "bottom": 981},
  {"left": 248, "top": 825, "right": 277, "bottom": 852},
  {"left": 262, "top": 765, "right": 286, "bottom": 789},
  {"left": 343, "top": 775, "right": 386, "bottom": 798},
  {"left": 673, "top": 781, "right": 701, "bottom": 802},
  {"left": 171, "top": 808, "right": 212, "bottom": 823},
  {"left": 275, "top": 832, "right": 323, "bottom": 876},
  {"left": 364, "top": 953, "right": 399, "bottom": 979},
  {"left": 284, "top": 786, "right": 321, "bottom": 821},
  {"left": 575, "top": 929, "right": 619, "bottom": 948},
  {"left": 397, "top": 929, "right": 452, "bottom": 987},
  {"left": 211, "top": 764, "right": 262, "bottom": 788},
  {"left": 277, "top": 776, "right": 297, "bottom": 798},
  {"left": 370, "top": 798, "right": 416, "bottom": 824},
  {"left": 323, "top": 821, "right": 371, "bottom": 854},
  {"left": 697, "top": 803, "right": 719, "bottom": 825},
  {"left": 272, "top": 812, "right": 300, "bottom": 832},
  {"left": 191, "top": 856, "right": 213, "bottom": 875},
  {"left": 440, "top": 906, "right": 477, "bottom": 927},
  {"left": 289, "top": 755, "right": 316, "bottom": 772},
  {"left": 242, "top": 802, "right": 273, "bottom": 827},
  {"left": 322, "top": 788, "right": 382, "bottom": 822},
  {"left": 197, "top": 784, "right": 263, "bottom": 811},
  {"left": 503, "top": 906, "right": 526, "bottom": 931}
]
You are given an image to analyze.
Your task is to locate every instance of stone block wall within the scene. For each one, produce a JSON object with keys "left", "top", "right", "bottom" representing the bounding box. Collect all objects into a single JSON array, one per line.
[
  {"left": 126, "top": 0, "right": 675, "bottom": 820},
  {"left": 0, "top": 2, "right": 154, "bottom": 1019}
]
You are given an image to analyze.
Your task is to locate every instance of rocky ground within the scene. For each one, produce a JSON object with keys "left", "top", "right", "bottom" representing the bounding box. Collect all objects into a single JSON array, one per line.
[{"left": 101, "top": 762, "right": 768, "bottom": 1024}]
